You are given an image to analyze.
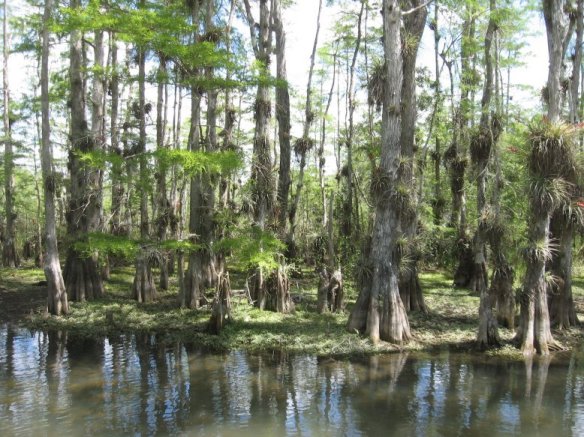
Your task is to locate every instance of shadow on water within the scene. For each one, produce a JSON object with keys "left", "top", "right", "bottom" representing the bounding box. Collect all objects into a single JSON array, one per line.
[{"left": 1, "top": 324, "right": 584, "bottom": 436}]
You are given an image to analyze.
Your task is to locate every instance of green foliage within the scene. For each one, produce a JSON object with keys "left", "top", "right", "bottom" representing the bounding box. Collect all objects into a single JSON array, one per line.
[
  {"left": 153, "top": 149, "right": 242, "bottom": 176},
  {"left": 71, "top": 231, "right": 209, "bottom": 261},
  {"left": 159, "top": 239, "right": 202, "bottom": 252},
  {"left": 217, "top": 227, "right": 286, "bottom": 272},
  {"left": 76, "top": 149, "right": 124, "bottom": 170},
  {"left": 73, "top": 232, "right": 138, "bottom": 258}
]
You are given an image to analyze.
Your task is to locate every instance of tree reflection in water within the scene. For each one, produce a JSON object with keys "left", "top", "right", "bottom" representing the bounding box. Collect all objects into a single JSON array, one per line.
[{"left": 1, "top": 326, "right": 584, "bottom": 436}]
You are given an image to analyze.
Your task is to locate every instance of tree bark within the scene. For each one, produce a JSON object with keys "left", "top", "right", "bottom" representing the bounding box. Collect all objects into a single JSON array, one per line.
[
  {"left": 398, "top": 0, "right": 427, "bottom": 314},
  {"left": 450, "top": 6, "right": 475, "bottom": 288},
  {"left": 243, "top": 0, "right": 293, "bottom": 313},
  {"left": 546, "top": 0, "right": 581, "bottom": 330},
  {"left": 548, "top": 213, "right": 578, "bottom": 329},
  {"left": 274, "top": 0, "right": 292, "bottom": 233},
  {"left": 515, "top": 0, "right": 571, "bottom": 355},
  {"left": 349, "top": 0, "right": 411, "bottom": 344},
  {"left": 155, "top": 55, "right": 170, "bottom": 290},
  {"left": 41, "top": 0, "right": 68, "bottom": 315},
  {"left": 132, "top": 0, "right": 156, "bottom": 303},
  {"left": 64, "top": 0, "right": 104, "bottom": 301},
  {"left": 475, "top": 0, "right": 500, "bottom": 349},
  {"left": 109, "top": 33, "right": 124, "bottom": 238}
]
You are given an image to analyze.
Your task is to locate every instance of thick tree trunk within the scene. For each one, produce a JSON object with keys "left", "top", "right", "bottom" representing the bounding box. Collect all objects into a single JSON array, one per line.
[
  {"left": 516, "top": 215, "right": 561, "bottom": 355},
  {"left": 450, "top": 7, "right": 475, "bottom": 288},
  {"left": 543, "top": 0, "right": 569, "bottom": 122},
  {"left": 548, "top": 214, "right": 578, "bottom": 329},
  {"left": 244, "top": 0, "right": 293, "bottom": 313},
  {"left": 515, "top": 0, "right": 570, "bottom": 355},
  {"left": 64, "top": 2, "right": 104, "bottom": 301},
  {"left": 475, "top": 0, "right": 500, "bottom": 349},
  {"left": 398, "top": 0, "right": 426, "bottom": 314},
  {"left": 184, "top": 87, "right": 204, "bottom": 308},
  {"left": 41, "top": 0, "right": 68, "bottom": 315},
  {"left": 133, "top": 251, "right": 156, "bottom": 303},
  {"left": 349, "top": 0, "right": 411, "bottom": 345},
  {"left": 490, "top": 252, "right": 515, "bottom": 328},
  {"left": 184, "top": 0, "right": 220, "bottom": 307}
]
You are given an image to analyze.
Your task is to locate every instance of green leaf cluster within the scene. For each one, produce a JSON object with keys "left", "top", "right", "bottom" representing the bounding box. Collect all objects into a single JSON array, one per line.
[
  {"left": 217, "top": 227, "right": 285, "bottom": 272},
  {"left": 153, "top": 149, "right": 242, "bottom": 176}
]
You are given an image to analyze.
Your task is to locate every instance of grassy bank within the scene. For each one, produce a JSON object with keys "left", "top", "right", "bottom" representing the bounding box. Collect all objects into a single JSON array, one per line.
[{"left": 2, "top": 264, "right": 584, "bottom": 358}]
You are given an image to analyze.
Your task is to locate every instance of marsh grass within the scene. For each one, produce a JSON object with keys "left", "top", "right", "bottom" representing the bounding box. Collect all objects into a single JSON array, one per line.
[{"left": 4, "top": 264, "right": 584, "bottom": 358}]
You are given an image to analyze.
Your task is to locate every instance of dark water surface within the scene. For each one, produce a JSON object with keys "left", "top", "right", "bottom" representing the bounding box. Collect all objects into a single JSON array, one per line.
[{"left": 1, "top": 324, "right": 583, "bottom": 436}]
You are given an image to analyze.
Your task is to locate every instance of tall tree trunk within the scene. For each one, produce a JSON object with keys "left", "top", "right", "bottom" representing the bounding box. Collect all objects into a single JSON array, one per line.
[
  {"left": 243, "top": 0, "right": 293, "bottom": 313},
  {"left": 286, "top": 0, "right": 322, "bottom": 258},
  {"left": 2, "top": 0, "right": 18, "bottom": 267},
  {"left": 64, "top": 0, "right": 104, "bottom": 301},
  {"left": 109, "top": 33, "right": 124, "bottom": 238},
  {"left": 548, "top": 214, "right": 578, "bottom": 328},
  {"left": 274, "top": 0, "right": 292, "bottom": 233},
  {"left": 183, "top": 1, "right": 204, "bottom": 309},
  {"left": 133, "top": 0, "right": 156, "bottom": 303},
  {"left": 196, "top": 0, "right": 221, "bottom": 290},
  {"left": 475, "top": 0, "right": 500, "bottom": 349},
  {"left": 431, "top": 0, "right": 445, "bottom": 225},
  {"left": 41, "top": 0, "right": 68, "bottom": 316},
  {"left": 340, "top": 0, "right": 365, "bottom": 245},
  {"left": 450, "top": 7, "right": 475, "bottom": 288},
  {"left": 349, "top": 0, "right": 411, "bottom": 344},
  {"left": 398, "top": 0, "right": 427, "bottom": 314},
  {"left": 516, "top": 0, "right": 570, "bottom": 355},
  {"left": 155, "top": 55, "right": 170, "bottom": 290},
  {"left": 547, "top": 0, "right": 582, "bottom": 329}
]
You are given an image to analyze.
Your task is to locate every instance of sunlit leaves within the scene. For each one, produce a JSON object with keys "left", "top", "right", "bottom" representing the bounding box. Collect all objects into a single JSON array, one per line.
[
  {"left": 216, "top": 227, "right": 286, "bottom": 272},
  {"left": 152, "top": 149, "right": 242, "bottom": 176}
]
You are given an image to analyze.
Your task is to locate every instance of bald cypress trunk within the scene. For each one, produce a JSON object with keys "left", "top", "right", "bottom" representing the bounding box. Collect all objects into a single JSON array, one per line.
[
  {"left": 274, "top": 0, "right": 292, "bottom": 233},
  {"left": 64, "top": 0, "right": 104, "bottom": 301},
  {"left": 475, "top": 0, "right": 500, "bottom": 349},
  {"left": 41, "top": 0, "right": 68, "bottom": 315},
  {"left": 132, "top": 0, "right": 156, "bottom": 303},
  {"left": 243, "top": 0, "right": 293, "bottom": 313},
  {"left": 349, "top": 0, "right": 412, "bottom": 344},
  {"left": 548, "top": 213, "right": 578, "bottom": 329},
  {"left": 450, "top": 8, "right": 474, "bottom": 288},
  {"left": 516, "top": 0, "right": 569, "bottom": 355},
  {"left": 398, "top": 0, "right": 426, "bottom": 314},
  {"left": 155, "top": 55, "right": 170, "bottom": 290},
  {"left": 547, "top": 0, "right": 582, "bottom": 330}
]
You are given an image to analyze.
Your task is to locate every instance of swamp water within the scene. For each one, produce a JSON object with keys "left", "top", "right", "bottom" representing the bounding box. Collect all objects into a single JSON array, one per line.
[{"left": 1, "top": 324, "right": 584, "bottom": 436}]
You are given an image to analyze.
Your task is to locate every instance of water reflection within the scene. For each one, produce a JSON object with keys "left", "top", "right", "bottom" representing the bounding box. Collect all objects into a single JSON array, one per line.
[{"left": 1, "top": 324, "right": 584, "bottom": 436}]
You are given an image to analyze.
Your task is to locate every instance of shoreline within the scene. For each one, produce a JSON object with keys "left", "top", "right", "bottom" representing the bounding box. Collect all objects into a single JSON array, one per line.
[{"left": 2, "top": 265, "right": 583, "bottom": 360}]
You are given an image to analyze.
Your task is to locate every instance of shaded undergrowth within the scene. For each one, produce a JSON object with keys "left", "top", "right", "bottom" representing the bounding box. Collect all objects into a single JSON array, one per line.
[{"left": 2, "top": 264, "right": 583, "bottom": 358}]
